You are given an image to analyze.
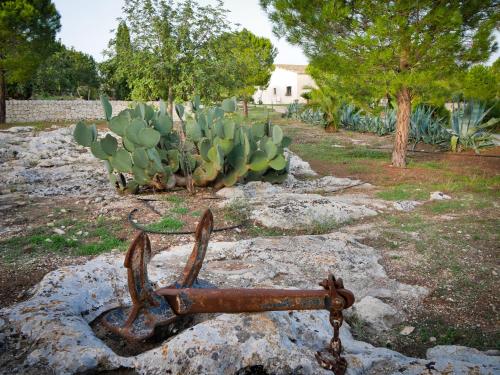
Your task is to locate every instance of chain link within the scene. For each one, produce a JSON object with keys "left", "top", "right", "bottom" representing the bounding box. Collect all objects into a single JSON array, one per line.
[{"left": 315, "top": 275, "right": 349, "bottom": 375}]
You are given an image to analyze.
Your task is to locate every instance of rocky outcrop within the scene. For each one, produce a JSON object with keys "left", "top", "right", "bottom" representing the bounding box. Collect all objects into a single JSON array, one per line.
[
  {"left": 10, "top": 234, "right": 500, "bottom": 375},
  {"left": 0, "top": 126, "right": 112, "bottom": 197}
]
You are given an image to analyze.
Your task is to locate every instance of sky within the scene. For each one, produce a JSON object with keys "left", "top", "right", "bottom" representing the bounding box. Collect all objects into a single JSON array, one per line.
[
  {"left": 52, "top": 0, "right": 309, "bottom": 65},
  {"left": 53, "top": 0, "right": 498, "bottom": 66}
]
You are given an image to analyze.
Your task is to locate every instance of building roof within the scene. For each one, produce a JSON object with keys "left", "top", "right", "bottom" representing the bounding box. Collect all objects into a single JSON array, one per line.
[{"left": 275, "top": 64, "right": 308, "bottom": 74}]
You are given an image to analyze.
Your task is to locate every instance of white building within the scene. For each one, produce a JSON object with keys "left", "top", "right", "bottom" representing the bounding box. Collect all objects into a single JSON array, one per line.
[{"left": 252, "top": 64, "right": 316, "bottom": 105}]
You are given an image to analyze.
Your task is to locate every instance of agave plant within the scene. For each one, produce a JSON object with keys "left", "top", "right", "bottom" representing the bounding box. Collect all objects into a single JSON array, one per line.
[
  {"left": 339, "top": 104, "right": 362, "bottom": 130},
  {"left": 285, "top": 102, "right": 303, "bottom": 119},
  {"left": 450, "top": 101, "right": 498, "bottom": 153},
  {"left": 409, "top": 105, "right": 450, "bottom": 149},
  {"left": 373, "top": 109, "right": 396, "bottom": 136},
  {"left": 299, "top": 108, "right": 328, "bottom": 127}
]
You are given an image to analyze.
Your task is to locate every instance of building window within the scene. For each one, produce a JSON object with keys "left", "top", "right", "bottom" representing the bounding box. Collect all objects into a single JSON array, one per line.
[
  {"left": 273, "top": 87, "right": 277, "bottom": 95},
  {"left": 286, "top": 86, "right": 292, "bottom": 96}
]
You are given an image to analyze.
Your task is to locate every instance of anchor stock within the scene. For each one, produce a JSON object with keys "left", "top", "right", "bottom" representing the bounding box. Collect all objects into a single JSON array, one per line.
[{"left": 99, "top": 209, "right": 354, "bottom": 374}]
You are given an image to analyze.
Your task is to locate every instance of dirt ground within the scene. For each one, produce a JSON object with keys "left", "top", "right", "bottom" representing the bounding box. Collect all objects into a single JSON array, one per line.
[{"left": 0, "top": 119, "right": 498, "bottom": 358}]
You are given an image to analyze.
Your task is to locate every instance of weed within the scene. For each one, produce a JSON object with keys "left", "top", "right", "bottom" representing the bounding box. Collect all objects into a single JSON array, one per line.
[
  {"left": 146, "top": 217, "right": 184, "bottom": 231},
  {"left": 190, "top": 210, "right": 202, "bottom": 217},
  {"left": 162, "top": 195, "right": 185, "bottom": 205},
  {"left": 0, "top": 218, "right": 127, "bottom": 262},
  {"left": 291, "top": 142, "right": 388, "bottom": 163},
  {"left": 376, "top": 185, "right": 428, "bottom": 201},
  {"left": 247, "top": 226, "right": 283, "bottom": 237},
  {"left": 424, "top": 200, "right": 464, "bottom": 214},
  {"left": 171, "top": 206, "right": 189, "bottom": 215},
  {"left": 223, "top": 199, "right": 250, "bottom": 223}
]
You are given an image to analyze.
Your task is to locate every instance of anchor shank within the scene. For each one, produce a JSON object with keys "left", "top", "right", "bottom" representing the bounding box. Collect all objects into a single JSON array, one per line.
[{"left": 157, "top": 288, "right": 331, "bottom": 314}]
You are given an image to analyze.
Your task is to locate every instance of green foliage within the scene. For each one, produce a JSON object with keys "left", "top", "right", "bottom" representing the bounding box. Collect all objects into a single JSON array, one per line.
[
  {"left": 33, "top": 44, "right": 100, "bottom": 99},
  {"left": 339, "top": 105, "right": 396, "bottom": 136},
  {"left": 0, "top": 0, "right": 61, "bottom": 122},
  {"left": 449, "top": 101, "right": 498, "bottom": 153},
  {"left": 261, "top": 0, "right": 498, "bottom": 165},
  {"left": 299, "top": 108, "right": 327, "bottom": 127},
  {"left": 462, "top": 64, "right": 500, "bottom": 103},
  {"left": 74, "top": 95, "right": 291, "bottom": 193},
  {"left": 99, "top": 22, "right": 132, "bottom": 100},
  {"left": 220, "top": 29, "right": 277, "bottom": 105},
  {"left": 285, "top": 102, "right": 303, "bottom": 119},
  {"left": 409, "top": 106, "right": 451, "bottom": 148},
  {"left": 187, "top": 97, "right": 290, "bottom": 188},
  {"left": 306, "top": 84, "right": 339, "bottom": 130},
  {"left": 116, "top": 0, "right": 234, "bottom": 103}
]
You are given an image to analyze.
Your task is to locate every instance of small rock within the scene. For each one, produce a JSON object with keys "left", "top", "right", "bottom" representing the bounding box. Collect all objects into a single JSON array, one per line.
[
  {"left": 53, "top": 228, "right": 65, "bottom": 235},
  {"left": 94, "top": 197, "right": 103, "bottom": 203},
  {"left": 45, "top": 238, "right": 52, "bottom": 243},
  {"left": 429, "top": 336, "right": 436, "bottom": 343},
  {"left": 47, "top": 222, "right": 54, "bottom": 227},
  {"left": 76, "top": 230, "right": 83, "bottom": 236},
  {"left": 60, "top": 209, "right": 67, "bottom": 213},
  {"left": 22, "top": 245, "right": 33, "bottom": 253},
  {"left": 430, "top": 191, "right": 451, "bottom": 200},
  {"left": 400, "top": 326, "right": 415, "bottom": 335},
  {"left": 393, "top": 200, "right": 420, "bottom": 212},
  {"left": 351, "top": 296, "right": 399, "bottom": 332}
]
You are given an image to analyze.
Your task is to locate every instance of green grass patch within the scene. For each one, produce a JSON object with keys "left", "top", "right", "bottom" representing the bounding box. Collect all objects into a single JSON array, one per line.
[
  {"left": 386, "top": 214, "right": 426, "bottom": 232},
  {"left": 431, "top": 174, "right": 500, "bottom": 196},
  {"left": 247, "top": 226, "right": 283, "bottom": 237},
  {"left": 190, "top": 210, "right": 202, "bottom": 217},
  {"left": 424, "top": 200, "right": 465, "bottom": 214},
  {"left": 0, "top": 219, "right": 127, "bottom": 262},
  {"left": 162, "top": 195, "right": 185, "bottom": 205},
  {"left": 376, "top": 184, "right": 429, "bottom": 201},
  {"left": 291, "top": 141, "right": 388, "bottom": 164},
  {"left": 411, "top": 319, "right": 500, "bottom": 351},
  {"left": 171, "top": 206, "right": 189, "bottom": 215},
  {"left": 410, "top": 161, "right": 444, "bottom": 170},
  {"left": 222, "top": 199, "right": 250, "bottom": 223},
  {"left": 146, "top": 217, "right": 184, "bottom": 232}
]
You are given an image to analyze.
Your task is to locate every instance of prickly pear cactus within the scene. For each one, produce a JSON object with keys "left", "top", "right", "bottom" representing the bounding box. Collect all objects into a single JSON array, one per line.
[
  {"left": 187, "top": 97, "right": 291, "bottom": 188},
  {"left": 74, "top": 95, "right": 181, "bottom": 193},
  {"left": 73, "top": 95, "right": 291, "bottom": 193}
]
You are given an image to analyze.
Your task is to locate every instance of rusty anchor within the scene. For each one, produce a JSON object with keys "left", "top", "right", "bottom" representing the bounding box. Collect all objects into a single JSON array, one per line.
[{"left": 99, "top": 209, "right": 355, "bottom": 374}]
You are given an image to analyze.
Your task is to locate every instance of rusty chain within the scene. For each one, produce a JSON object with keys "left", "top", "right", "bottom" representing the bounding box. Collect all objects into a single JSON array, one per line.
[{"left": 315, "top": 274, "right": 349, "bottom": 374}]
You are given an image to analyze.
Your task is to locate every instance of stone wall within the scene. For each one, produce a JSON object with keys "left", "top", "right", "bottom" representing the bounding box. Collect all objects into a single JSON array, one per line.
[{"left": 6, "top": 100, "right": 174, "bottom": 123}]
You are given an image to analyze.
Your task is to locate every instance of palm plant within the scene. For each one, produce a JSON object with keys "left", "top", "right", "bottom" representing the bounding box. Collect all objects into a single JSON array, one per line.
[
  {"left": 306, "top": 85, "right": 339, "bottom": 130},
  {"left": 450, "top": 100, "right": 498, "bottom": 153}
]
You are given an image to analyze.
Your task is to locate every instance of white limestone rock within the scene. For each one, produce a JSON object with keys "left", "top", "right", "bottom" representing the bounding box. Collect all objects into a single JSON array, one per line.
[
  {"left": 351, "top": 296, "right": 400, "bottom": 332},
  {"left": 285, "top": 149, "right": 317, "bottom": 176},
  {"left": 393, "top": 200, "right": 421, "bottom": 212},
  {"left": 249, "top": 193, "right": 377, "bottom": 230},
  {"left": 1, "top": 233, "right": 433, "bottom": 374},
  {"left": 430, "top": 191, "right": 451, "bottom": 201},
  {"left": 0, "top": 125, "right": 113, "bottom": 197}
]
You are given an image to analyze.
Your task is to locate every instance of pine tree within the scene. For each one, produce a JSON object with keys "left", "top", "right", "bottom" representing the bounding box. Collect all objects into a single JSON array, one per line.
[{"left": 261, "top": 0, "right": 498, "bottom": 167}]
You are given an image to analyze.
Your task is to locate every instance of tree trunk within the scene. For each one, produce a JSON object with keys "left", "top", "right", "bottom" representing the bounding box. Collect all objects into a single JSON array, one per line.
[
  {"left": 168, "top": 86, "right": 174, "bottom": 119},
  {"left": 243, "top": 99, "right": 248, "bottom": 117},
  {"left": 391, "top": 87, "right": 411, "bottom": 168},
  {"left": 0, "top": 70, "right": 6, "bottom": 124}
]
